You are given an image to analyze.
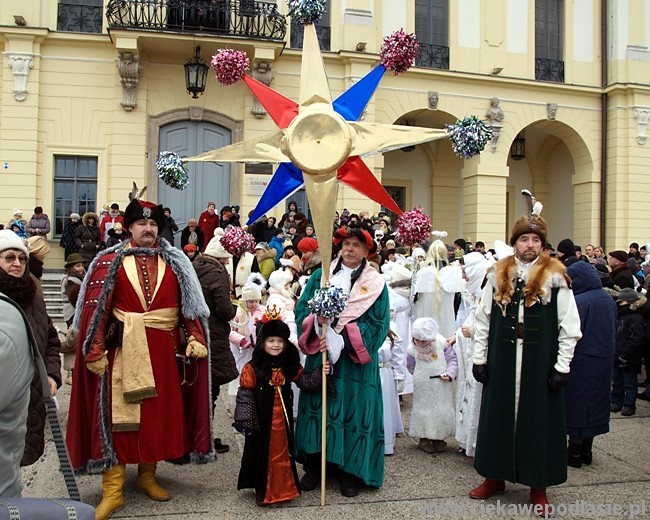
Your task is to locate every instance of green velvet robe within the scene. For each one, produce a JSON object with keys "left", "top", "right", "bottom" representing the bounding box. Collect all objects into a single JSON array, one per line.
[
  {"left": 474, "top": 281, "right": 568, "bottom": 488},
  {"left": 294, "top": 267, "right": 390, "bottom": 487}
]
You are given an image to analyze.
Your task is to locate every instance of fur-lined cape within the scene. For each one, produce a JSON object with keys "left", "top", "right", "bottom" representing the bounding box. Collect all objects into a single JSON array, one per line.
[
  {"left": 488, "top": 254, "right": 570, "bottom": 311},
  {"left": 71, "top": 238, "right": 213, "bottom": 474},
  {"left": 73, "top": 238, "right": 210, "bottom": 343}
]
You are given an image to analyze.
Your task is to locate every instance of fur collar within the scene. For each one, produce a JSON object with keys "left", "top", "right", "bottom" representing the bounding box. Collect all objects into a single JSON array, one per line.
[
  {"left": 488, "top": 254, "right": 570, "bottom": 310},
  {"left": 256, "top": 248, "right": 277, "bottom": 263},
  {"left": 74, "top": 238, "right": 210, "bottom": 354}
]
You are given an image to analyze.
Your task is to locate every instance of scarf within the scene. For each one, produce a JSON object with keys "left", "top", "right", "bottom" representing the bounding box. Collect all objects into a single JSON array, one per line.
[
  {"left": 0, "top": 267, "right": 36, "bottom": 309},
  {"left": 411, "top": 340, "right": 438, "bottom": 361}
]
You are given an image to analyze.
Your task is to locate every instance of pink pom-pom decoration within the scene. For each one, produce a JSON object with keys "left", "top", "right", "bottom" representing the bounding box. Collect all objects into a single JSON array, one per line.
[
  {"left": 394, "top": 207, "right": 432, "bottom": 247},
  {"left": 379, "top": 29, "right": 420, "bottom": 75},
  {"left": 220, "top": 225, "right": 256, "bottom": 257},
  {"left": 210, "top": 49, "right": 250, "bottom": 86}
]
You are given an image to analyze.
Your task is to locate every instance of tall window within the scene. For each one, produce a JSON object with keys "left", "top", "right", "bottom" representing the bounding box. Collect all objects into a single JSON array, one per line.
[
  {"left": 383, "top": 186, "right": 406, "bottom": 225},
  {"left": 415, "top": 0, "right": 449, "bottom": 69},
  {"left": 57, "top": 0, "right": 103, "bottom": 33},
  {"left": 290, "top": 1, "right": 330, "bottom": 50},
  {"left": 535, "top": 0, "right": 564, "bottom": 82},
  {"left": 53, "top": 156, "right": 98, "bottom": 236}
]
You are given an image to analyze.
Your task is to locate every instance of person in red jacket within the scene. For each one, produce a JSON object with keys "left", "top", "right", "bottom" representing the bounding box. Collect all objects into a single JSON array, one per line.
[
  {"left": 99, "top": 203, "right": 125, "bottom": 244},
  {"left": 198, "top": 202, "right": 219, "bottom": 251}
]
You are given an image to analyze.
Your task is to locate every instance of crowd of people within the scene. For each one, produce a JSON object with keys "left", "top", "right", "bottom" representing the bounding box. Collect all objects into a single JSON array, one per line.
[{"left": 0, "top": 195, "right": 648, "bottom": 519}]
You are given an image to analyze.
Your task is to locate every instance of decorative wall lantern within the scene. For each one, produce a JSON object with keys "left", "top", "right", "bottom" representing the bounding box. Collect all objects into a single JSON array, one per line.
[
  {"left": 184, "top": 46, "right": 209, "bottom": 99},
  {"left": 511, "top": 132, "right": 526, "bottom": 160}
]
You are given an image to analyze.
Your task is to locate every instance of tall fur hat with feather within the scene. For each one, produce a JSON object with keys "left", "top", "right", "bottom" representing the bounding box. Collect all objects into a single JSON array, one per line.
[
  {"left": 124, "top": 181, "right": 165, "bottom": 230},
  {"left": 509, "top": 189, "right": 548, "bottom": 246}
]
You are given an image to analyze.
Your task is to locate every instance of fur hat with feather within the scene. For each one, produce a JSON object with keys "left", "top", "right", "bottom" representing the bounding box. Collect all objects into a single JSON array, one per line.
[{"left": 509, "top": 189, "right": 548, "bottom": 246}]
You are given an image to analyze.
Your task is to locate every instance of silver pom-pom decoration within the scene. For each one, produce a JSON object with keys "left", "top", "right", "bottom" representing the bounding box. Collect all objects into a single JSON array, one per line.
[
  {"left": 307, "top": 284, "right": 347, "bottom": 319},
  {"left": 156, "top": 151, "right": 189, "bottom": 191},
  {"left": 445, "top": 116, "right": 493, "bottom": 159}
]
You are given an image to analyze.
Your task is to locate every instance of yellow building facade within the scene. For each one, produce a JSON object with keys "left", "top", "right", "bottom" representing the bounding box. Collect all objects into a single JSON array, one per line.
[{"left": 1, "top": 0, "right": 649, "bottom": 266}]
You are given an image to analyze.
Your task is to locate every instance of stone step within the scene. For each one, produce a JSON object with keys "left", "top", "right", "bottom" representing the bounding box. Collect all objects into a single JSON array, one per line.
[{"left": 43, "top": 270, "right": 74, "bottom": 322}]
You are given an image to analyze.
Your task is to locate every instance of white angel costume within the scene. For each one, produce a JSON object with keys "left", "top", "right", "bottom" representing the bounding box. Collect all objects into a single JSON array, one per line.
[
  {"left": 414, "top": 245, "right": 464, "bottom": 338},
  {"left": 454, "top": 250, "right": 500, "bottom": 456},
  {"left": 378, "top": 323, "right": 405, "bottom": 455},
  {"left": 384, "top": 263, "right": 414, "bottom": 394},
  {"left": 408, "top": 319, "right": 457, "bottom": 441}
]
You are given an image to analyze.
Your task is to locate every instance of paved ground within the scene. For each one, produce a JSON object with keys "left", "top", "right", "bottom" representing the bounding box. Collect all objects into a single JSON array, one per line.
[{"left": 22, "top": 364, "right": 650, "bottom": 520}]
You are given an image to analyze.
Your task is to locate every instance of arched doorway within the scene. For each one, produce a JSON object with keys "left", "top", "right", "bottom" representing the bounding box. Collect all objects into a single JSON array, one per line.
[
  {"left": 506, "top": 120, "right": 595, "bottom": 247},
  {"left": 158, "top": 120, "right": 232, "bottom": 236}
]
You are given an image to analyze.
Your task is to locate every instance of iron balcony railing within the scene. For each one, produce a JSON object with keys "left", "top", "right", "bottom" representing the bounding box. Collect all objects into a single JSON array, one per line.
[
  {"left": 535, "top": 57, "right": 564, "bottom": 83},
  {"left": 415, "top": 43, "right": 449, "bottom": 70},
  {"left": 106, "top": 0, "right": 286, "bottom": 40}
]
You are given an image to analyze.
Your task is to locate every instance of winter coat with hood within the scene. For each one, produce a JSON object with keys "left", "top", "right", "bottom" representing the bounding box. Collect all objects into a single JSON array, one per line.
[
  {"left": 278, "top": 201, "right": 298, "bottom": 229},
  {"left": 193, "top": 254, "right": 238, "bottom": 386},
  {"left": 0, "top": 267, "right": 62, "bottom": 466},
  {"left": 75, "top": 212, "right": 101, "bottom": 265},
  {"left": 565, "top": 261, "right": 617, "bottom": 436},
  {"left": 256, "top": 248, "right": 278, "bottom": 280}
]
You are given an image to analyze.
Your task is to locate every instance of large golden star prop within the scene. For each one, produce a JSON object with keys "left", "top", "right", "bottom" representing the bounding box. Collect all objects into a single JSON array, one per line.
[{"left": 187, "top": 23, "right": 448, "bottom": 279}]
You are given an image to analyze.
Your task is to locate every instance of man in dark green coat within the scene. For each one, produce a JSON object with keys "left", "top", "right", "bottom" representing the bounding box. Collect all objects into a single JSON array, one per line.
[
  {"left": 469, "top": 196, "right": 581, "bottom": 515},
  {"left": 295, "top": 226, "right": 390, "bottom": 497}
]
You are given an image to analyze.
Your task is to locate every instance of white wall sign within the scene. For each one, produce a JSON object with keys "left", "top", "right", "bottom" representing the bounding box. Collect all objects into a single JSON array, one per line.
[{"left": 246, "top": 175, "right": 271, "bottom": 196}]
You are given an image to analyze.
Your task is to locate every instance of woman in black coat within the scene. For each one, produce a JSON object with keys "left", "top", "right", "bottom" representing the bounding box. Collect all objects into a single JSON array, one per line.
[
  {"left": 277, "top": 201, "right": 298, "bottom": 230},
  {"left": 59, "top": 212, "right": 81, "bottom": 258},
  {"left": 75, "top": 212, "right": 101, "bottom": 267},
  {"left": 181, "top": 219, "right": 205, "bottom": 252},
  {"left": 565, "top": 261, "right": 617, "bottom": 467}
]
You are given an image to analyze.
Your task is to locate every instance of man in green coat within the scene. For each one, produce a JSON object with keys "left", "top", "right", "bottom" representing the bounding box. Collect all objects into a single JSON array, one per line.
[
  {"left": 295, "top": 226, "right": 390, "bottom": 497},
  {"left": 469, "top": 195, "right": 581, "bottom": 515}
]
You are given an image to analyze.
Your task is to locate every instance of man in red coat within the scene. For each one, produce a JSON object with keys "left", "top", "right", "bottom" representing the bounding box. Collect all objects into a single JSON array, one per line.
[
  {"left": 198, "top": 201, "right": 219, "bottom": 251},
  {"left": 99, "top": 202, "right": 125, "bottom": 244},
  {"left": 66, "top": 197, "right": 214, "bottom": 520}
]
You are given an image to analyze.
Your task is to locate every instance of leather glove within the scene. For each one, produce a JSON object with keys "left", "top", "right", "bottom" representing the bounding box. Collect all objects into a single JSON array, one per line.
[
  {"left": 86, "top": 354, "right": 109, "bottom": 377},
  {"left": 472, "top": 364, "right": 488, "bottom": 385},
  {"left": 186, "top": 335, "right": 208, "bottom": 359},
  {"left": 616, "top": 356, "right": 628, "bottom": 368},
  {"left": 548, "top": 369, "right": 570, "bottom": 390},
  {"left": 396, "top": 379, "right": 406, "bottom": 394}
]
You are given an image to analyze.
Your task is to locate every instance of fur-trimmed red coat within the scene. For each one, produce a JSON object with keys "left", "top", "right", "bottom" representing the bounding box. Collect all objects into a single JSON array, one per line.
[{"left": 66, "top": 239, "right": 214, "bottom": 474}]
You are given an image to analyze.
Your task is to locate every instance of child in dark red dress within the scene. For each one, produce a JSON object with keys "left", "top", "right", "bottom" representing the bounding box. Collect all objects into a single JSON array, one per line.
[{"left": 234, "top": 317, "right": 327, "bottom": 506}]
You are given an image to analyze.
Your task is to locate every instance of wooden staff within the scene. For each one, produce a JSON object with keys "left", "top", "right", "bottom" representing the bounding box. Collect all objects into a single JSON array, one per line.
[{"left": 320, "top": 322, "right": 327, "bottom": 507}]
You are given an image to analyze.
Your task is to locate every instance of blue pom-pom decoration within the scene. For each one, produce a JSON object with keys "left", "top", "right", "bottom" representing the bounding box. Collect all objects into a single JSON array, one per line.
[
  {"left": 307, "top": 284, "right": 347, "bottom": 319},
  {"left": 156, "top": 151, "right": 190, "bottom": 190},
  {"left": 287, "top": 0, "right": 325, "bottom": 25},
  {"left": 444, "top": 116, "right": 493, "bottom": 159}
]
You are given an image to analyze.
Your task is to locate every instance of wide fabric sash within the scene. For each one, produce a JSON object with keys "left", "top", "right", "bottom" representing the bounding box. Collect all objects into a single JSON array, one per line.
[{"left": 111, "top": 305, "right": 178, "bottom": 431}]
